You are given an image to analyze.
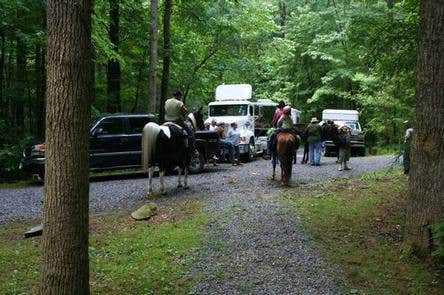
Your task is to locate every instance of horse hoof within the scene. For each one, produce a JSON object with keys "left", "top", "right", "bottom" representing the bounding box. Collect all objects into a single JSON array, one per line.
[
  {"left": 183, "top": 185, "right": 189, "bottom": 190},
  {"left": 177, "top": 184, "right": 183, "bottom": 188}
]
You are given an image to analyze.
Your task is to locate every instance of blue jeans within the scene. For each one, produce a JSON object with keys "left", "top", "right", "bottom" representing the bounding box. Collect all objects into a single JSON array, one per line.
[
  {"left": 233, "top": 145, "right": 240, "bottom": 161},
  {"left": 220, "top": 140, "right": 235, "bottom": 163},
  {"left": 309, "top": 141, "right": 322, "bottom": 165}
]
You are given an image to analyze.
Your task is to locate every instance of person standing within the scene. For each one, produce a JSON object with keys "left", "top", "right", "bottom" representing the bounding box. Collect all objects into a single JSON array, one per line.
[
  {"left": 305, "top": 117, "right": 322, "bottom": 166},
  {"left": 164, "top": 90, "right": 194, "bottom": 150},
  {"left": 403, "top": 124, "right": 413, "bottom": 175},
  {"left": 337, "top": 125, "right": 352, "bottom": 171},
  {"left": 228, "top": 122, "right": 241, "bottom": 165}
]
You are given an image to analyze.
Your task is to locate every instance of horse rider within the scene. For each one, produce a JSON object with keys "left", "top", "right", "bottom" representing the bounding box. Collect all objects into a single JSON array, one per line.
[
  {"left": 270, "top": 105, "right": 296, "bottom": 154},
  {"left": 272, "top": 100, "right": 286, "bottom": 128},
  {"left": 164, "top": 90, "right": 195, "bottom": 151}
]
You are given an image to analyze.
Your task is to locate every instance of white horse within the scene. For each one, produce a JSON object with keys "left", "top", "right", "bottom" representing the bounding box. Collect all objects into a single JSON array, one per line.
[{"left": 141, "top": 110, "right": 203, "bottom": 195}]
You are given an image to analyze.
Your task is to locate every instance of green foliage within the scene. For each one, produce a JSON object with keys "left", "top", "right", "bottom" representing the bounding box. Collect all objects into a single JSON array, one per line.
[
  {"left": 0, "top": 0, "right": 421, "bottom": 176},
  {"left": 429, "top": 221, "right": 444, "bottom": 263}
]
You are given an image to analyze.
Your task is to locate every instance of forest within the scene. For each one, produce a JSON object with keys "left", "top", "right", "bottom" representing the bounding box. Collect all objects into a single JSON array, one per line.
[{"left": 0, "top": 0, "right": 418, "bottom": 177}]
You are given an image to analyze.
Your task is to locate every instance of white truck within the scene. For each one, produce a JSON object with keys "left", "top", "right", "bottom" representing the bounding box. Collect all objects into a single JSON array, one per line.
[
  {"left": 206, "top": 84, "right": 300, "bottom": 161},
  {"left": 321, "top": 109, "right": 366, "bottom": 156}
]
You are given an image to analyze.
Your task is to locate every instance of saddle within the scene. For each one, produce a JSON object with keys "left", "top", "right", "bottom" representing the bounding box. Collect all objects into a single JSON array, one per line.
[{"left": 163, "top": 122, "right": 189, "bottom": 148}]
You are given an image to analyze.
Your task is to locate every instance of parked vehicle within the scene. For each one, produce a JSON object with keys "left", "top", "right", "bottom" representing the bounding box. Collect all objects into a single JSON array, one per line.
[
  {"left": 205, "top": 84, "right": 301, "bottom": 161},
  {"left": 20, "top": 114, "right": 219, "bottom": 179},
  {"left": 321, "top": 109, "right": 366, "bottom": 156}
]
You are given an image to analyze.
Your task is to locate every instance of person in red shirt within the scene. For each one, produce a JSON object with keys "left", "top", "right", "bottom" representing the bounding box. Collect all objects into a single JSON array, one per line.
[{"left": 271, "top": 100, "right": 286, "bottom": 127}]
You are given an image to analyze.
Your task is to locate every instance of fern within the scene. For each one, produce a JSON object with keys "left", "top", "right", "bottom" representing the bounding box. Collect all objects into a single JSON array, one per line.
[{"left": 429, "top": 220, "right": 444, "bottom": 262}]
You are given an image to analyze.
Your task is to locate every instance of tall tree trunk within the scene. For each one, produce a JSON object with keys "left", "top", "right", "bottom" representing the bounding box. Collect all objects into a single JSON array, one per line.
[
  {"left": 159, "top": 0, "right": 172, "bottom": 123},
  {"left": 40, "top": 0, "right": 92, "bottom": 293},
  {"left": 14, "top": 39, "right": 26, "bottom": 132},
  {"left": 148, "top": 0, "right": 158, "bottom": 113},
  {"left": 405, "top": 0, "right": 444, "bottom": 254},
  {"left": 0, "top": 31, "right": 5, "bottom": 118},
  {"left": 278, "top": 1, "right": 287, "bottom": 37},
  {"left": 132, "top": 50, "right": 147, "bottom": 113},
  {"left": 106, "top": 0, "right": 121, "bottom": 113},
  {"left": 34, "top": 44, "right": 46, "bottom": 139}
]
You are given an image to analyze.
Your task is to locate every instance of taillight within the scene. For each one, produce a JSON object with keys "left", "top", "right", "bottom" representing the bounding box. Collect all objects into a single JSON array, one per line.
[{"left": 38, "top": 144, "right": 45, "bottom": 154}]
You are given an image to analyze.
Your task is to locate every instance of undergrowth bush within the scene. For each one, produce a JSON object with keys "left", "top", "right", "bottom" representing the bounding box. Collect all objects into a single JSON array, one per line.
[{"left": 430, "top": 220, "right": 444, "bottom": 265}]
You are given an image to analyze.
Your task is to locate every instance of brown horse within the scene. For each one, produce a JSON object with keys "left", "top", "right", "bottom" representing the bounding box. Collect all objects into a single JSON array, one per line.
[{"left": 273, "top": 132, "right": 299, "bottom": 186}]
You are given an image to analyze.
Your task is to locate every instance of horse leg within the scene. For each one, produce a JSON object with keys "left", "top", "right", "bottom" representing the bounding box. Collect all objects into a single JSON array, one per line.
[
  {"left": 272, "top": 153, "right": 276, "bottom": 180},
  {"left": 177, "top": 167, "right": 183, "bottom": 188},
  {"left": 148, "top": 167, "right": 154, "bottom": 195},
  {"left": 160, "top": 170, "right": 166, "bottom": 195},
  {"left": 183, "top": 167, "right": 189, "bottom": 189}
]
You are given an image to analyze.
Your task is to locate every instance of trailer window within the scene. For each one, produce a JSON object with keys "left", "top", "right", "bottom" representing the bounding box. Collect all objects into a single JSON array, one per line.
[{"left": 209, "top": 105, "right": 248, "bottom": 116}]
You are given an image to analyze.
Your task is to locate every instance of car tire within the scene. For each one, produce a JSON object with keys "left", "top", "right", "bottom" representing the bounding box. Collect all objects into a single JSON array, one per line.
[
  {"left": 242, "top": 139, "right": 255, "bottom": 162},
  {"left": 188, "top": 149, "right": 205, "bottom": 174}
]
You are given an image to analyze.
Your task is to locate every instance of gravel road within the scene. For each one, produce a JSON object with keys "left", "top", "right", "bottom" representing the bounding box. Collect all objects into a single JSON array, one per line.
[{"left": 0, "top": 154, "right": 395, "bottom": 293}]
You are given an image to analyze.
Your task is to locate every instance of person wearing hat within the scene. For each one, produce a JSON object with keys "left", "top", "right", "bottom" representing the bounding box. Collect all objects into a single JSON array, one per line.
[
  {"left": 268, "top": 104, "right": 294, "bottom": 154},
  {"left": 305, "top": 117, "right": 322, "bottom": 166},
  {"left": 337, "top": 124, "right": 352, "bottom": 171},
  {"left": 277, "top": 106, "right": 293, "bottom": 129},
  {"left": 164, "top": 90, "right": 194, "bottom": 150}
]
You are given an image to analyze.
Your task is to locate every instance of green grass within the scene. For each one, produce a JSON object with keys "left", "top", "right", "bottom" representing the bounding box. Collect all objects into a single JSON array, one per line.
[
  {"left": 282, "top": 168, "right": 442, "bottom": 294},
  {"left": 0, "top": 201, "right": 207, "bottom": 294}
]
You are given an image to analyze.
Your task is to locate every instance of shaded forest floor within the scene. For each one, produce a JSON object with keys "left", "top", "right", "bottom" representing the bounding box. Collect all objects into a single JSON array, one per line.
[{"left": 0, "top": 169, "right": 441, "bottom": 294}]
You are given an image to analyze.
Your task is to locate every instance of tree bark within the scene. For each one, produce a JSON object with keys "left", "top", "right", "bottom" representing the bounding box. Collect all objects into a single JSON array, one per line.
[
  {"left": 0, "top": 30, "right": 4, "bottom": 115},
  {"left": 405, "top": 0, "right": 444, "bottom": 254},
  {"left": 148, "top": 0, "right": 158, "bottom": 114},
  {"left": 159, "top": 0, "right": 173, "bottom": 123},
  {"left": 40, "top": 0, "right": 92, "bottom": 293},
  {"left": 106, "top": 0, "right": 121, "bottom": 113}
]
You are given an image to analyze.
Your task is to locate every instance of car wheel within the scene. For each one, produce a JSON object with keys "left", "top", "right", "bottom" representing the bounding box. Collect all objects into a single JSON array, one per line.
[
  {"left": 188, "top": 149, "right": 204, "bottom": 174},
  {"left": 242, "top": 139, "right": 255, "bottom": 162}
]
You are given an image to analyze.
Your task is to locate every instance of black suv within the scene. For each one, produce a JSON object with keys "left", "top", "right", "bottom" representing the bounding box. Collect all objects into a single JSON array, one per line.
[{"left": 21, "top": 113, "right": 219, "bottom": 179}]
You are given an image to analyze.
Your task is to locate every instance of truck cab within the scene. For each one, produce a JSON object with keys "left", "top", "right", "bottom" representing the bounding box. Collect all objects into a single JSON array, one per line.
[{"left": 206, "top": 84, "right": 300, "bottom": 160}]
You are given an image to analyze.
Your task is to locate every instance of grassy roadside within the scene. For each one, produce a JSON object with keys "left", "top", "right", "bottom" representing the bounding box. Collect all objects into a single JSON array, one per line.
[
  {"left": 0, "top": 200, "right": 207, "bottom": 294},
  {"left": 282, "top": 169, "right": 442, "bottom": 294}
]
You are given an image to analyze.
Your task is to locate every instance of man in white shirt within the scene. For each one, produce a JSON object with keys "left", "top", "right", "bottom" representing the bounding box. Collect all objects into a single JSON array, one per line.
[{"left": 228, "top": 122, "right": 241, "bottom": 165}]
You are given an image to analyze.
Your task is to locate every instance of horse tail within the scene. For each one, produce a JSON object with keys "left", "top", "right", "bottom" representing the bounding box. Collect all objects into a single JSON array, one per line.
[
  {"left": 142, "top": 122, "right": 161, "bottom": 171},
  {"left": 277, "top": 133, "right": 297, "bottom": 181}
]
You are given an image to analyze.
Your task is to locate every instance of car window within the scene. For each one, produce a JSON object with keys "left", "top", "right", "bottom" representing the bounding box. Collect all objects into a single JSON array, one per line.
[
  {"left": 97, "top": 118, "right": 124, "bottom": 135},
  {"left": 128, "top": 117, "right": 151, "bottom": 134}
]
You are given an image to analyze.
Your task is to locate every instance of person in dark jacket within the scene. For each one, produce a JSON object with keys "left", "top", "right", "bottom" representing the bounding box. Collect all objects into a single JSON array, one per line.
[{"left": 305, "top": 117, "right": 322, "bottom": 166}]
